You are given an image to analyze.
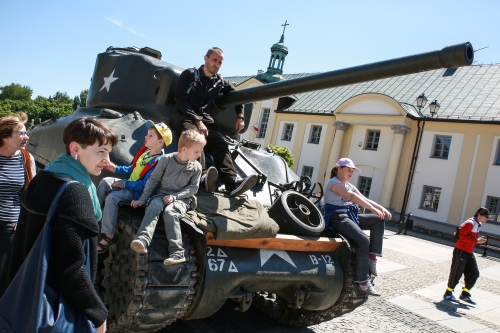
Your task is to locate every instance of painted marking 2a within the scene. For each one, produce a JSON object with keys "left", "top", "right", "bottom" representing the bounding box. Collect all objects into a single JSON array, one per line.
[
  {"left": 309, "top": 254, "right": 332, "bottom": 265},
  {"left": 206, "top": 246, "right": 238, "bottom": 272}
]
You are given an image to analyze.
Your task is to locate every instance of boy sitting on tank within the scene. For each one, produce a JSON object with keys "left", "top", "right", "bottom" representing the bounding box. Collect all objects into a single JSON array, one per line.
[
  {"left": 130, "top": 129, "right": 205, "bottom": 265},
  {"left": 96, "top": 121, "right": 172, "bottom": 253}
]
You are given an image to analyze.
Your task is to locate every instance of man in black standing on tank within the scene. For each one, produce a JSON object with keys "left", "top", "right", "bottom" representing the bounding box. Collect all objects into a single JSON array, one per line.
[{"left": 172, "top": 47, "right": 258, "bottom": 197}]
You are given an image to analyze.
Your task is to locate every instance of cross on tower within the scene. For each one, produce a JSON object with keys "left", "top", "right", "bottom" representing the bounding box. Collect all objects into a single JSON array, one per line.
[{"left": 281, "top": 20, "right": 289, "bottom": 35}]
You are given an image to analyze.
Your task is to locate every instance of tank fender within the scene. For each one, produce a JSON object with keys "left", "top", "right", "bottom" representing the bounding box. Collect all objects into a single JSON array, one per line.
[{"left": 185, "top": 244, "right": 344, "bottom": 320}]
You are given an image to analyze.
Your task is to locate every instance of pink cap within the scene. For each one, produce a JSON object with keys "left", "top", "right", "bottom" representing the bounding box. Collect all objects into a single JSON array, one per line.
[{"left": 336, "top": 158, "right": 361, "bottom": 172}]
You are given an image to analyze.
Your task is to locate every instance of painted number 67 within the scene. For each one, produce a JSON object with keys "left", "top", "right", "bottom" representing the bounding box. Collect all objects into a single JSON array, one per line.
[{"left": 208, "top": 258, "right": 225, "bottom": 271}]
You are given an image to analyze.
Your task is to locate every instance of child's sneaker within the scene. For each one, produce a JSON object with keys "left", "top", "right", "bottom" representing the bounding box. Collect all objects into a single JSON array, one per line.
[
  {"left": 359, "top": 281, "right": 380, "bottom": 296},
  {"left": 459, "top": 293, "right": 477, "bottom": 305},
  {"left": 130, "top": 239, "right": 147, "bottom": 254},
  {"left": 443, "top": 291, "right": 458, "bottom": 302},
  {"left": 164, "top": 253, "right": 186, "bottom": 265}
]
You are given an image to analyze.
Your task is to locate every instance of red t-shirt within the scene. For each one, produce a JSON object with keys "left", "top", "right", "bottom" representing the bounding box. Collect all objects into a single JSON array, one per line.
[{"left": 455, "top": 217, "right": 481, "bottom": 253}]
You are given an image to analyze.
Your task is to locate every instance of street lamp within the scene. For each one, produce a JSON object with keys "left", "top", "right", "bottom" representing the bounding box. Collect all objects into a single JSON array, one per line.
[
  {"left": 429, "top": 100, "right": 441, "bottom": 117},
  {"left": 416, "top": 93, "right": 428, "bottom": 111},
  {"left": 398, "top": 93, "right": 441, "bottom": 234}
]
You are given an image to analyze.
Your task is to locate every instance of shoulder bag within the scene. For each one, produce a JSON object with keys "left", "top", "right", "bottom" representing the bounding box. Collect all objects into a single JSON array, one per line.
[{"left": 0, "top": 181, "right": 97, "bottom": 333}]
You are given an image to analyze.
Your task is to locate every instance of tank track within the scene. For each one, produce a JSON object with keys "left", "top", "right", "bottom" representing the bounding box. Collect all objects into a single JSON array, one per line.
[
  {"left": 251, "top": 258, "right": 367, "bottom": 326},
  {"left": 101, "top": 208, "right": 199, "bottom": 333}
]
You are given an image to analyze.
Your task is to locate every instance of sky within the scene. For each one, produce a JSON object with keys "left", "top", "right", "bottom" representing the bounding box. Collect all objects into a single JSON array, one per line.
[{"left": 1, "top": 0, "right": 499, "bottom": 99}]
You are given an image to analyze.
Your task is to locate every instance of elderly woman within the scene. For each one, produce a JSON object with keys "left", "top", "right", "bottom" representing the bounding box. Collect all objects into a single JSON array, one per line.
[
  {"left": 324, "top": 158, "right": 392, "bottom": 296},
  {"left": 0, "top": 117, "right": 117, "bottom": 333},
  {"left": 0, "top": 111, "right": 36, "bottom": 275}
]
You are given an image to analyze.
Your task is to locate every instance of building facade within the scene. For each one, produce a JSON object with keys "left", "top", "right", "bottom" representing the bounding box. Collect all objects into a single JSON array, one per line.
[{"left": 227, "top": 34, "right": 500, "bottom": 236}]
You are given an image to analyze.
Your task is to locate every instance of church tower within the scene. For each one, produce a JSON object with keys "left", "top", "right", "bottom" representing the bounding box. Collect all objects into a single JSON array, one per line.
[{"left": 256, "top": 21, "right": 289, "bottom": 83}]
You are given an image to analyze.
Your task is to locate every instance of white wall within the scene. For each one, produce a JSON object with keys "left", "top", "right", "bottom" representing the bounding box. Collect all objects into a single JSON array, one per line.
[
  {"left": 347, "top": 125, "right": 393, "bottom": 202},
  {"left": 342, "top": 100, "right": 401, "bottom": 115},
  {"left": 481, "top": 136, "right": 500, "bottom": 234},
  {"left": 296, "top": 123, "right": 327, "bottom": 182},
  {"left": 245, "top": 99, "right": 273, "bottom": 143},
  {"left": 482, "top": 136, "right": 500, "bottom": 204},
  {"left": 276, "top": 120, "right": 298, "bottom": 151},
  {"left": 408, "top": 131, "right": 464, "bottom": 222}
]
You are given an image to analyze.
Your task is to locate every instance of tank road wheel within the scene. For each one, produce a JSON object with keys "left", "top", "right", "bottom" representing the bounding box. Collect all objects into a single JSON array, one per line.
[
  {"left": 101, "top": 206, "right": 199, "bottom": 333},
  {"left": 251, "top": 258, "right": 367, "bottom": 326},
  {"left": 268, "top": 190, "right": 325, "bottom": 236}
]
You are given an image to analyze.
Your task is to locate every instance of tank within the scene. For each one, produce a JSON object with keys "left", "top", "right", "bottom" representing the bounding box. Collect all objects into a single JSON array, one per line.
[{"left": 26, "top": 42, "right": 473, "bottom": 332}]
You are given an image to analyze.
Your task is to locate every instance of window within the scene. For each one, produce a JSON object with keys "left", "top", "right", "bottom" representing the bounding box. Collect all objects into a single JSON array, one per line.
[
  {"left": 364, "top": 130, "right": 380, "bottom": 150},
  {"left": 308, "top": 125, "right": 322, "bottom": 144},
  {"left": 495, "top": 140, "right": 500, "bottom": 165},
  {"left": 432, "top": 136, "right": 452, "bottom": 159},
  {"left": 420, "top": 185, "right": 441, "bottom": 211},
  {"left": 282, "top": 123, "right": 294, "bottom": 141},
  {"left": 486, "top": 196, "right": 500, "bottom": 223},
  {"left": 357, "top": 176, "right": 372, "bottom": 197},
  {"left": 256, "top": 108, "right": 270, "bottom": 138},
  {"left": 302, "top": 166, "right": 314, "bottom": 179}
]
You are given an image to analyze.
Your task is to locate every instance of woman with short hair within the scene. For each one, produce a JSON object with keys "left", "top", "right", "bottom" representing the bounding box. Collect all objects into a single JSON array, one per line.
[
  {"left": 324, "top": 158, "right": 392, "bottom": 296},
  {"left": 0, "top": 111, "right": 35, "bottom": 275},
  {"left": 0, "top": 117, "right": 118, "bottom": 333}
]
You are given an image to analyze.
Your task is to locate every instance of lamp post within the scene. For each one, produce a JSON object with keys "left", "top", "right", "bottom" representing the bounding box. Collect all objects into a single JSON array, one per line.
[{"left": 397, "top": 93, "right": 441, "bottom": 234}]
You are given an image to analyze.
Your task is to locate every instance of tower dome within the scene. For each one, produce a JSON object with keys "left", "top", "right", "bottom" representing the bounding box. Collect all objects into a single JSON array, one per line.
[{"left": 257, "top": 21, "right": 289, "bottom": 83}]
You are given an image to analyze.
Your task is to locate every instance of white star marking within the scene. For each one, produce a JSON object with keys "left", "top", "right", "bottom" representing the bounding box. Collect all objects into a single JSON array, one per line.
[
  {"left": 99, "top": 69, "right": 119, "bottom": 92},
  {"left": 260, "top": 249, "right": 296, "bottom": 268}
]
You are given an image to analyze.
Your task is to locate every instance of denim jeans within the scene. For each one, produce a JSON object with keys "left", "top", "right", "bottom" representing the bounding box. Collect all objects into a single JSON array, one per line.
[
  {"left": 97, "top": 177, "right": 123, "bottom": 208},
  {"left": 329, "top": 212, "right": 385, "bottom": 283},
  {"left": 98, "top": 177, "right": 133, "bottom": 235},
  {"left": 135, "top": 195, "right": 189, "bottom": 256}
]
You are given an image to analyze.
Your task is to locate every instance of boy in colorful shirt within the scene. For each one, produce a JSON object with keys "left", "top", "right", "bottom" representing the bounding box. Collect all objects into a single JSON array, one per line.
[
  {"left": 130, "top": 129, "right": 205, "bottom": 265},
  {"left": 443, "top": 207, "right": 490, "bottom": 304},
  {"left": 96, "top": 121, "right": 172, "bottom": 253}
]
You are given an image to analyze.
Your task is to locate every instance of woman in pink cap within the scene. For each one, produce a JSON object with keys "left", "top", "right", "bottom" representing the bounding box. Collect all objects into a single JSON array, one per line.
[{"left": 323, "top": 157, "right": 392, "bottom": 296}]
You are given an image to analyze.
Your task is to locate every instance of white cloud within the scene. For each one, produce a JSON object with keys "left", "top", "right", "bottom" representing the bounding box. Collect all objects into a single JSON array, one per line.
[{"left": 105, "top": 16, "right": 145, "bottom": 38}]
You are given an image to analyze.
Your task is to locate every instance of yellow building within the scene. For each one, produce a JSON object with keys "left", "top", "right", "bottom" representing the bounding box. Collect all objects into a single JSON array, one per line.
[{"left": 227, "top": 35, "right": 500, "bottom": 237}]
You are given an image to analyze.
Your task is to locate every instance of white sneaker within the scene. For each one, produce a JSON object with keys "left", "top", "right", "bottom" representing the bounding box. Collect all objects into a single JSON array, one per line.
[
  {"left": 359, "top": 281, "right": 381, "bottom": 296},
  {"left": 130, "top": 239, "right": 147, "bottom": 254},
  {"left": 163, "top": 253, "right": 186, "bottom": 265}
]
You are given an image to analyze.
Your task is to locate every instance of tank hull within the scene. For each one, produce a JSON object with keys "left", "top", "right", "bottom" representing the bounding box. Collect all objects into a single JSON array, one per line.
[{"left": 189, "top": 243, "right": 344, "bottom": 319}]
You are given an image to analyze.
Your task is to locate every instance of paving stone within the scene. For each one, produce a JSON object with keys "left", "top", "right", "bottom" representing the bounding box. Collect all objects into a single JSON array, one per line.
[
  {"left": 481, "top": 264, "right": 500, "bottom": 282},
  {"left": 438, "top": 317, "right": 489, "bottom": 332},
  {"left": 475, "top": 307, "right": 500, "bottom": 326},
  {"left": 382, "top": 232, "right": 452, "bottom": 263}
]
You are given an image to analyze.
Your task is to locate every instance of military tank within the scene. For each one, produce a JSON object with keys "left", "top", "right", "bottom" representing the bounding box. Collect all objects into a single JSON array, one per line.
[{"left": 26, "top": 42, "right": 473, "bottom": 332}]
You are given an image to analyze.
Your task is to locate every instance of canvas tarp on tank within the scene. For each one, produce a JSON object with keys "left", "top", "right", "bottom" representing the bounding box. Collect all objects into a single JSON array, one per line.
[{"left": 185, "top": 192, "right": 279, "bottom": 240}]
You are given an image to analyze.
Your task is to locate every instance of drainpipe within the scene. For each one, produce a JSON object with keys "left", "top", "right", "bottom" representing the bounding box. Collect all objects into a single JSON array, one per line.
[{"left": 397, "top": 117, "right": 426, "bottom": 234}]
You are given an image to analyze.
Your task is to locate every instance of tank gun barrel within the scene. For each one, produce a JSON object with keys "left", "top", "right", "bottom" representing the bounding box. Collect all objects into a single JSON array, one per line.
[{"left": 215, "top": 42, "right": 473, "bottom": 109}]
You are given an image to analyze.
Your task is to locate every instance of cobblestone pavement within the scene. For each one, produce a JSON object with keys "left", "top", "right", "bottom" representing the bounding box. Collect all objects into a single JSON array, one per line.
[{"left": 163, "top": 228, "right": 500, "bottom": 333}]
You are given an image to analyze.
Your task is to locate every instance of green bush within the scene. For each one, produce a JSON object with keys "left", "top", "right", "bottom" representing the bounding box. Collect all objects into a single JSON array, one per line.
[{"left": 267, "top": 144, "right": 294, "bottom": 169}]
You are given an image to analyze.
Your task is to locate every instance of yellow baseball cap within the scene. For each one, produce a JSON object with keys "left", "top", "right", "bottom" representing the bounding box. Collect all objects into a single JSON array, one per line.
[{"left": 146, "top": 120, "right": 172, "bottom": 146}]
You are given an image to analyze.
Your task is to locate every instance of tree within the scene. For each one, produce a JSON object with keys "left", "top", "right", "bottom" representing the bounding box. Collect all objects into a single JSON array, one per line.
[
  {"left": 49, "top": 91, "right": 72, "bottom": 105},
  {"left": 267, "top": 144, "right": 294, "bottom": 169},
  {"left": 0, "top": 83, "right": 33, "bottom": 101},
  {"left": 0, "top": 99, "right": 43, "bottom": 125},
  {"left": 72, "top": 89, "right": 88, "bottom": 110}
]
